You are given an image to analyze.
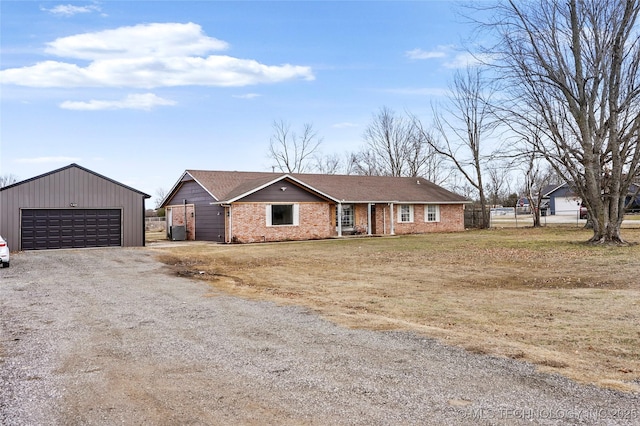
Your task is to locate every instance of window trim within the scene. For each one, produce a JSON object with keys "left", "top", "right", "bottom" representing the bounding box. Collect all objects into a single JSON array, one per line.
[
  {"left": 425, "top": 204, "right": 440, "bottom": 222},
  {"left": 266, "top": 204, "right": 299, "bottom": 226},
  {"left": 397, "top": 204, "right": 414, "bottom": 223}
]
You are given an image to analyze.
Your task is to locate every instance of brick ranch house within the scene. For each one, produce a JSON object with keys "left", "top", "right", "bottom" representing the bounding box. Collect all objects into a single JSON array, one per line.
[{"left": 160, "top": 170, "right": 469, "bottom": 243}]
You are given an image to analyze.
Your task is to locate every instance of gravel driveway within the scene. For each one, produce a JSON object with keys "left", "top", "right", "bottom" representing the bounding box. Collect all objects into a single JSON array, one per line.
[{"left": 1, "top": 248, "right": 638, "bottom": 425}]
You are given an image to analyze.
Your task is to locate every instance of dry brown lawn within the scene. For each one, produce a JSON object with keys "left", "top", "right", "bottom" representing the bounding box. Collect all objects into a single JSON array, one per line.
[{"left": 150, "top": 227, "right": 640, "bottom": 392}]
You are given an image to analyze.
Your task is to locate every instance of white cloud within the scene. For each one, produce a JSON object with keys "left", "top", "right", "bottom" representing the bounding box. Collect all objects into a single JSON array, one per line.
[
  {"left": 15, "top": 156, "right": 80, "bottom": 164},
  {"left": 45, "top": 22, "right": 228, "bottom": 60},
  {"left": 1, "top": 56, "right": 314, "bottom": 88},
  {"left": 406, "top": 45, "right": 491, "bottom": 69},
  {"left": 0, "top": 23, "right": 314, "bottom": 89},
  {"left": 443, "top": 52, "right": 492, "bottom": 69},
  {"left": 332, "top": 122, "right": 358, "bottom": 129},
  {"left": 42, "top": 4, "right": 101, "bottom": 17},
  {"left": 60, "top": 93, "right": 176, "bottom": 111},
  {"left": 232, "top": 93, "right": 261, "bottom": 99},
  {"left": 405, "top": 48, "right": 446, "bottom": 60},
  {"left": 385, "top": 87, "right": 448, "bottom": 97}
]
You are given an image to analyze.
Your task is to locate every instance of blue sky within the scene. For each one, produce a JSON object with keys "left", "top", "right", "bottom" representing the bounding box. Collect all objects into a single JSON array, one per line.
[{"left": 1, "top": 1, "right": 482, "bottom": 207}]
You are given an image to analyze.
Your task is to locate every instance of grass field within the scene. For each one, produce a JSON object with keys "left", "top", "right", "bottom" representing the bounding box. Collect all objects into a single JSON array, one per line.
[{"left": 150, "top": 227, "right": 640, "bottom": 392}]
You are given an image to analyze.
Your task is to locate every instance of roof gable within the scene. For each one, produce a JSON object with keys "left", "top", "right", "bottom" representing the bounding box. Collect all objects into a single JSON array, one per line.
[
  {"left": 542, "top": 183, "right": 568, "bottom": 197},
  {"left": 235, "top": 177, "right": 332, "bottom": 203},
  {"left": 0, "top": 163, "right": 150, "bottom": 198}
]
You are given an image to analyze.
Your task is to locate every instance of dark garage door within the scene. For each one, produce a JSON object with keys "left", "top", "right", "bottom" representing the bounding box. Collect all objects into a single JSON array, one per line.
[{"left": 21, "top": 209, "right": 121, "bottom": 250}]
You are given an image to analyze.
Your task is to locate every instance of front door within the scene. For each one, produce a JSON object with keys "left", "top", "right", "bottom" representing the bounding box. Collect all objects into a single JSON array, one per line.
[
  {"left": 370, "top": 204, "right": 376, "bottom": 234},
  {"left": 336, "top": 204, "right": 354, "bottom": 233}
]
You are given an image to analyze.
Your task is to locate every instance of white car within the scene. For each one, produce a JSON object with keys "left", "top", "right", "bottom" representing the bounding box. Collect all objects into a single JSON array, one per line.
[{"left": 0, "top": 236, "right": 10, "bottom": 268}]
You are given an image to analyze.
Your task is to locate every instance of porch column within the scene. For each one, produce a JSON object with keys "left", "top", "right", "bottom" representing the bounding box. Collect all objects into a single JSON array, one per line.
[
  {"left": 367, "top": 203, "right": 372, "bottom": 235},
  {"left": 389, "top": 202, "right": 395, "bottom": 235},
  {"left": 337, "top": 203, "right": 343, "bottom": 237}
]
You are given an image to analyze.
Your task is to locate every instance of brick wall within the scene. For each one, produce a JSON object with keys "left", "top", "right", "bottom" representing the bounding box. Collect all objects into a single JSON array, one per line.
[
  {"left": 395, "top": 204, "right": 464, "bottom": 234},
  {"left": 353, "top": 204, "right": 370, "bottom": 232},
  {"left": 373, "top": 203, "right": 464, "bottom": 235},
  {"left": 231, "top": 202, "right": 334, "bottom": 243},
  {"left": 440, "top": 204, "right": 466, "bottom": 231},
  {"left": 230, "top": 202, "right": 464, "bottom": 243},
  {"left": 166, "top": 204, "right": 195, "bottom": 240}
]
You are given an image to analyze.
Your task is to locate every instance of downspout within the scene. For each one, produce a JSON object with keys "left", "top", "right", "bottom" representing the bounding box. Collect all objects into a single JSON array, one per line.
[
  {"left": 183, "top": 199, "right": 187, "bottom": 239},
  {"left": 389, "top": 202, "right": 395, "bottom": 235},
  {"left": 337, "top": 203, "right": 343, "bottom": 237},
  {"left": 228, "top": 204, "right": 233, "bottom": 243}
]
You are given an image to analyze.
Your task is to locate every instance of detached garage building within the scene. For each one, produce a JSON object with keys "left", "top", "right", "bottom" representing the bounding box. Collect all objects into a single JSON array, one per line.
[{"left": 0, "top": 163, "right": 150, "bottom": 251}]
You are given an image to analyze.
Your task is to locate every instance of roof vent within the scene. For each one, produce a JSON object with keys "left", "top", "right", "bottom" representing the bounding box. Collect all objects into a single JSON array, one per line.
[{"left": 417, "top": 180, "right": 420, "bottom": 185}]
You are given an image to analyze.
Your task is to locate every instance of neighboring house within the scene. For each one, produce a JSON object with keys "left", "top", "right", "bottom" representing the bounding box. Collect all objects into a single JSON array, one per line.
[
  {"left": 161, "top": 170, "right": 469, "bottom": 243},
  {"left": 541, "top": 182, "right": 640, "bottom": 216},
  {"left": 541, "top": 183, "right": 582, "bottom": 216},
  {"left": 626, "top": 183, "right": 640, "bottom": 212},
  {"left": 0, "top": 164, "right": 150, "bottom": 251}
]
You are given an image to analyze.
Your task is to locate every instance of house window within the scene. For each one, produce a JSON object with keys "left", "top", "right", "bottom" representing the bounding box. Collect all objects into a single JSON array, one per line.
[
  {"left": 398, "top": 204, "right": 414, "bottom": 223},
  {"left": 336, "top": 204, "right": 354, "bottom": 228},
  {"left": 266, "top": 204, "right": 299, "bottom": 226},
  {"left": 425, "top": 204, "right": 440, "bottom": 222}
]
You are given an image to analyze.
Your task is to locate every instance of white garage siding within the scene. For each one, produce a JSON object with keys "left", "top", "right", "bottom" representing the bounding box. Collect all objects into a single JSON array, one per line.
[{"left": 553, "top": 196, "right": 581, "bottom": 216}]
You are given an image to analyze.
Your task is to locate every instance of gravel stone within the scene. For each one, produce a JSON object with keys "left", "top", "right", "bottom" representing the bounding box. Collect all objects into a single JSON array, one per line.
[{"left": 1, "top": 248, "right": 638, "bottom": 425}]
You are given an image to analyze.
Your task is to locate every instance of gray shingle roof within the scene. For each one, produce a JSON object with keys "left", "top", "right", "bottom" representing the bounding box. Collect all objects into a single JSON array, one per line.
[{"left": 184, "top": 170, "right": 468, "bottom": 204}]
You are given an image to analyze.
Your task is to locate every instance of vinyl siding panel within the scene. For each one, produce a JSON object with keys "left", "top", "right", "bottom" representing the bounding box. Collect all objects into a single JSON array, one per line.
[
  {"left": 241, "top": 181, "right": 327, "bottom": 203},
  {"left": 165, "top": 179, "right": 224, "bottom": 241}
]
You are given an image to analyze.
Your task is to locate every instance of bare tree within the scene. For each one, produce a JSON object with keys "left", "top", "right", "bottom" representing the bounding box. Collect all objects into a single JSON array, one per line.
[
  {"left": 447, "top": 174, "right": 478, "bottom": 201},
  {"left": 481, "top": 0, "right": 640, "bottom": 244},
  {"left": 422, "top": 66, "right": 499, "bottom": 229},
  {"left": 352, "top": 106, "right": 446, "bottom": 179},
  {"left": 313, "top": 153, "right": 343, "bottom": 175},
  {"left": 486, "top": 164, "right": 512, "bottom": 208},
  {"left": 0, "top": 174, "right": 19, "bottom": 188},
  {"left": 521, "top": 153, "right": 556, "bottom": 227},
  {"left": 419, "top": 142, "right": 452, "bottom": 186},
  {"left": 154, "top": 187, "right": 168, "bottom": 209},
  {"left": 268, "top": 120, "right": 323, "bottom": 173},
  {"left": 348, "top": 150, "right": 384, "bottom": 176},
  {"left": 340, "top": 152, "right": 359, "bottom": 175},
  {"left": 357, "top": 107, "right": 411, "bottom": 176}
]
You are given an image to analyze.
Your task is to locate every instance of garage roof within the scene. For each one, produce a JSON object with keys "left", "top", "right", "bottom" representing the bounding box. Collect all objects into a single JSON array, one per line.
[{"left": 0, "top": 163, "right": 151, "bottom": 198}]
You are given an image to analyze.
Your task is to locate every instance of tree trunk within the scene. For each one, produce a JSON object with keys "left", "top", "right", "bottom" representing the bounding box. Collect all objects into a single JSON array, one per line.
[
  {"left": 477, "top": 177, "right": 490, "bottom": 229},
  {"left": 532, "top": 209, "right": 541, "bottom": 227},
  {"left": 588, "top": 213, "right": 626, "bottom": 245},
  {"left": 589, "top": 227, "right": 625, "bottom": 244}
]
